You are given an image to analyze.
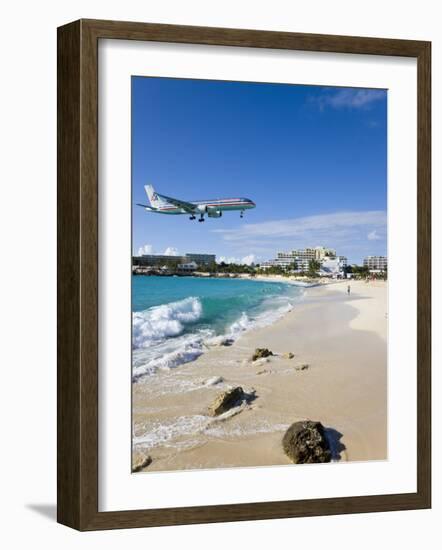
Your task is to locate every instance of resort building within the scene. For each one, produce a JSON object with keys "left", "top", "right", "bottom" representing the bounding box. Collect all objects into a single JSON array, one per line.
[
  {"left": 260, "top": 259, "right": 285, "bottom": 270},
  {"left": 363, "top": 256, "right": 388, "bottom": 271},
  {"left": 311, "top": 246, "right": 337, "bottom": 261},
  {"left": 133, "top": 252, "right": 216, "bottom": 269},
  {"left": 134, "top": 254, "right": 182, "bottom": 267},
  {"left": 320, "top": 257, "right": 347, "bottom": 277},
  {"left": 262, "top": 246, "right": 341, "bottom": 272},
  {"left": 177, "top": 261, "right": 199, "bottom": 272},
  {"left": 184, "top": 253, "right": 216, "bottom": 265}
]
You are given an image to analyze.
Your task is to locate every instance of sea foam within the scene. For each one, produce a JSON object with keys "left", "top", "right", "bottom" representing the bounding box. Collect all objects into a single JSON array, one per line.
[
  {"left": 133, "top": 413, "right": 290, "bottom": 452},
  {"left": 132, "top": 296, "right": 202, "bottom": 349},
  {"left": 132, "top": 332, "right": 208, "bottom": 381},
  {"left": 132, "top": 286, "right": 303, "bottom": 381}
]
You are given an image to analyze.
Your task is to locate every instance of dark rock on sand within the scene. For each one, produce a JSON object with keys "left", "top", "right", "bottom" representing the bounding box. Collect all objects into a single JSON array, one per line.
[
  {"left": 208, "top": 387, "right": 256, "bottom": 416},
  {"left": 282, "top": 420, "right": 331, "bottom": 464},
  {"left": 252, "top": 348, "right": 274, "bottom": 361},
  {"left": 283, "top": 352, "right": 295, "bottom": 359},
  {"left": 220, "top": 338, "right": 234, "bottom": 347},
  {"left": 295, "top": 364, "right": 309, "bottom": 371},
  {"left": 132, "top": 453, "right": 152, "bottom": 472}
]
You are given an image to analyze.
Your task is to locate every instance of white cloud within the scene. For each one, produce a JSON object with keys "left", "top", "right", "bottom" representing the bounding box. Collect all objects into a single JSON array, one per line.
[
  {"left": 163, "top": 247, "right": 179, "bottom": 256},
  {"left": 213, "top": 210, "right": 387, "bottom": 263},
  {"left": 214, "top": 211, "right": 386, "bottom": 241},
  {"left": 241, "top": 254, "right": 256, "bottom": 266},
  {"left": 313, "top": 88, "right": 386, "bottom": 111},
  {"left": 367, "top": 230, "right": 382, "bottom": 241},
  {"left": 137, "top": 244, "right": 154, "bottom": 256},
  {"left": 136, "top": 244, "right": 180, "bottom": 256},
  {"left": 218, "top": 256, "right": 237, "bottom": 264},
  {"left": 218, "top": 254, "right": 257, "bottom": 266}
]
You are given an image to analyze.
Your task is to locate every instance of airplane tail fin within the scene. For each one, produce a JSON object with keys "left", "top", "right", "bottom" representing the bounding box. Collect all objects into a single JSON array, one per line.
[{"left": 145, "top": 184, "right": 167, "bottom": 208}]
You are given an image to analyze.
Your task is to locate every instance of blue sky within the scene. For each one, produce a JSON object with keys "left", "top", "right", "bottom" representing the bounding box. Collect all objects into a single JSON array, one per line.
[{"left": 132, "top": 77, "right": 387, "bottom": 264}]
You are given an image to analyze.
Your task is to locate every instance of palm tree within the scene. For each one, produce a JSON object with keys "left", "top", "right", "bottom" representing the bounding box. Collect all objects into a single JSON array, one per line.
[{"left": 308, "top": 259, "right": 321, "bottom": 277}]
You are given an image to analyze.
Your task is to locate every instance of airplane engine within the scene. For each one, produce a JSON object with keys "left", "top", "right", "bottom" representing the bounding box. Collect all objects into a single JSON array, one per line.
[{"left": 208, "top": 210, "right": 222, "bottom": 218}]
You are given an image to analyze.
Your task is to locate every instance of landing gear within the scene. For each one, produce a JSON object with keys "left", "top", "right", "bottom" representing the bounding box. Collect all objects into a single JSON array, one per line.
[
  {"left": 189, "top": 215, "right": 196, "bottom": 220},
  {"left": 240, "top": 210, "right": 244, "bottom": 218},
  {"left": 198, "top": 214, "right": 205, "bottom": 222}
]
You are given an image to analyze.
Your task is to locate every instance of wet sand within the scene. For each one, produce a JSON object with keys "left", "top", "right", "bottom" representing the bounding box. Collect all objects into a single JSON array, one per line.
[{"left": 132, "top": 280, "right": 387, "bottom": 472}]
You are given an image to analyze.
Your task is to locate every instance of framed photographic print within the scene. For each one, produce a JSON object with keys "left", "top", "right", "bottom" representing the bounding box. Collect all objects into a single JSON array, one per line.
[{"left": 57, "top": 19, "right": 431, "bottom": 530}]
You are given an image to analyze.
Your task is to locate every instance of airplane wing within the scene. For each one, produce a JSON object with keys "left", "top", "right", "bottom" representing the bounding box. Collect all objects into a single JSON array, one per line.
[{"left": 155, "top": 193, "right": 197, "bottom": 213}]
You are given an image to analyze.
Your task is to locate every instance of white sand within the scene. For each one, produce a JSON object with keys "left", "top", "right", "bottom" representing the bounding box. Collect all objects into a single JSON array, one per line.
[{"left": 132, "top": 279, "right": 387, "bottom": 472}]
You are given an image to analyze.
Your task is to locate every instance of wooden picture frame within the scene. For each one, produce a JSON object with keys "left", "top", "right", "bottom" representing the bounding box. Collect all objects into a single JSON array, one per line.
[{"left": 57, "top": 19, "right": 431, "bottom": 531}]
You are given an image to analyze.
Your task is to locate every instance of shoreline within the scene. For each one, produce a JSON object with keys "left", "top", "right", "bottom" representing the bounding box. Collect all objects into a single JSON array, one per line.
[
  {"left": 132, "top": 275, "right": 306, "bottom": 379},
  {"left": 134, "top": 270, "right": 333, "bottom": 287},
  {"left": 132, "top": 279, "right": 387, "bottom": 472}
]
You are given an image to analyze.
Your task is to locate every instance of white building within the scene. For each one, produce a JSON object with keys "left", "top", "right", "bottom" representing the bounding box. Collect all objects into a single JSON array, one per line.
[
  {"left": 260, "top": 259, "right": 283, "bottom": 270},
  {"left": 312, "top": 246, "right": 337, "bottom": 261},
  {"left": 262, "top": 246, "right": 342, "bottom": 272},
  {"left": 177, "top": 261, "right": 199, "bottom": 271},
  {"left": 184, "top": 253, "right": 216, "bottom": 265},
  {"left": 134, "top": 252, "right": 216, "bottom": 268},
  {"left": 363, "top": 256, "right": 387, "bottom": 271},
  {"left": 320, "top": 257, "right": 346, "bottom": 277}
]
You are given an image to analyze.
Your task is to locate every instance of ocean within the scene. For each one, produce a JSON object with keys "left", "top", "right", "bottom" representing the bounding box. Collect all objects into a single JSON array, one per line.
[{"left": 132, "top": 276, "right": 304, "bottom": 381}]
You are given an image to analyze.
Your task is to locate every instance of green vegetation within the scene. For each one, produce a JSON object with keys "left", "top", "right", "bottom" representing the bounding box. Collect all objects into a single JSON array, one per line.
[
  {"left": 198, "top": 261, "right": 256, "bottom": 275},
  {"left": 254, "top": 265, "right": 286, "bottom": 276},
  {"left": 347, "top": 265, "right": 368, "bottom": 278},
  {"left": 307, "top": 259, "right": 321, "bottom": 277},
  {"left": 164, "top": 259, "right": 180, "bottom": 271},
  {"left": 133, "top": 256, "right": 387, "bottom": 281},
  {"left": 345, "top": 264, "right": 387, "bottom": 280}
]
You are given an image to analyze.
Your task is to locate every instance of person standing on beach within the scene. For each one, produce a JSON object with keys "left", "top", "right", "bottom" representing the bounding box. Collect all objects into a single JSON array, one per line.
[{"left": 347, "top": 285, "right": 351, "bottom": 295}]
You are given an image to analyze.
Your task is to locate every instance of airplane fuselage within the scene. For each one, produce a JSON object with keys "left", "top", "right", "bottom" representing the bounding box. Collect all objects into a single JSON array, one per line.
[
  {"left": 138, "top": 185, "right": 256, "bottom": 221},
  {"left": 154, "top": 197, "right": 255, "bottom": 215}
]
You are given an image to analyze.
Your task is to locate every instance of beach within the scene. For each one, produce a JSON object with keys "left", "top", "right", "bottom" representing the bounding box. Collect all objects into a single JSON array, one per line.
[{"left": 132, "top": 279, "right": 387, "bottom": 472}]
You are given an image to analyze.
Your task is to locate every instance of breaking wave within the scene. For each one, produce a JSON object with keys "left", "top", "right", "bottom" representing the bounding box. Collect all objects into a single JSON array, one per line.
[
  {"left": 132, "top": 297, "right": 202, "bottom": 349},
  {"left": 132, "top": 332, "right": 208, "bottom": 381},
  {"left": 132, "top": 287, "right": 303, "bottom": 381}
]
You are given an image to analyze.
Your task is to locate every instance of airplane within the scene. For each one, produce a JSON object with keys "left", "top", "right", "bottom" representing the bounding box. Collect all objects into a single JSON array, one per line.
[{"left": 137, "top": 184, "right": 256, "bottom": 222}]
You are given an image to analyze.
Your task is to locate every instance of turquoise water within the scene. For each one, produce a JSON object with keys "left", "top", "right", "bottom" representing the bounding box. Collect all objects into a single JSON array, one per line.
[{"left": 132, "top": 276, "right": 303, "bottom": 380}]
